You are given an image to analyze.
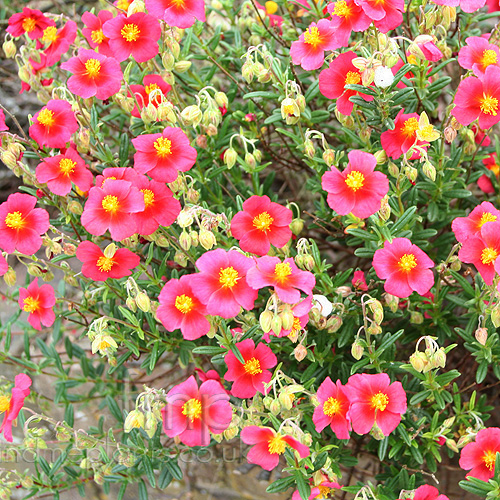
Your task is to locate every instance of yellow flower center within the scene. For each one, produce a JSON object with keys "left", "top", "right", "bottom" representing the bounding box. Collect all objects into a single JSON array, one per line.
[
  {"left": 154, "top": 137, "right": 172, "bottom": 158},
  {"left": 141, "top": 189, "right": 155, "bottom": 208},
  {"left": 490, "top": 163, "right": 500, "bottom": 177},
  {"left": 316, "top": 485, "right": 331, "bottom": 499},
  {"left": 219, "top": 266, "right": 239, "bottom": 288},
  {"left": 345, "top": 71, "right": 361, "bottom": 85},
  {"left": 345, "top": 170, "right": 365, "bottom": 192},
  {"left": 303, "top": 26, "right": 322, "bottom": 48},
  {"left": 84, "top": 58, "right": 101, "bottom": 78},
  {"left": 23, "top": 296, "right": 40, "bottom": 313},
  {"left": 96, "top": 255, "right": 115, "bottom": 272},
  {"left": 418, "top": 124, "right": 437, "bottom": 141},
  {"left": 102, "top": 195, "right": 120, "bottom": 214},
  {"left": 91, "top": 29, "right": 105, "bottom": 44},
  {"left": 37, "top": 109, "right": 55, "bottom": 127},
  {"left": 402, "top": 117, "right": 419, "bottom": 137},
  {"left": 482, "top": 49, "right": 498, "bottom": 68},
  {"left": 483, "top": 450, "right": 497, "bottom": 471},
  {"left": 59, "top": 158, "right": 76, "bottom": 175},
  {"left": 283, "top": 104, "right": 296, "bottom": 116},
  {"left": 97, "top": 338, "right": 113, "bottom": 350},
  {"left": 121, "top": 23, "right": 140, "bottom": 42},
  {"left": 182, "top": 398, "right": 202, "bottom": 422},
  {"left": 265, "top": 1, "right": 278, "bottom": 14},
  {"left": 171, "top": 0, "right": 185, "bottom": 5},
  {"left": 479, "top": 212, "right": 497, "bottom": 228},
  {"left": 481, "top": 247, "right": 498, "bottom": 265},
  {"left": 480, "top": 94, "right": 499, "bottom": 116},
  {"left": 252, "top": 212, "right": 274, "bottom": 232},
  {"left": 371, "top": 392, "right": 389, "bottom": 411},
  {"left": 175, "top": 294, "right": 194, "bottom": 314},
  {"left": 398, "top": 253, "right": 417, "bottom": 272},
  {"left": 0, "top": 396, "right": 10, "bottom": 413},
  {"left": 42, "top": 26, "right": 58, "bottom": 43},
  {"left": 145, "top": 83, "right": 161, "bottom": 95},
  {"left": 268, "top": 434, "right": 287, "bottom": 455},
  {"left": 5, "top": 211, "right": 25, "bottom": 229},
  {"left": 323, "top": 397, "right": 341, "bottom": 417},
  {"left": 116, "top": 0, "right": 131, "bottom": 9},
  {"left": 274, "top": 262, "right": 292, "bottom": 281},
  {"left": 22, "top": 17, "right": 37, "bottom": 32},
  {"left": 333, "top": 0, "right": 351, "bottom": 17},
  {"left": 289, "top": 316, "right": 302, "bottom": 336},
  {"left": 243, "top": 357, "right": 262, "bottom": 375}
]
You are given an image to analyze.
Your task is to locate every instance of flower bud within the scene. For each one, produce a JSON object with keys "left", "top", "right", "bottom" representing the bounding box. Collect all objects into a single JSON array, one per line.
[
  {"left": 322, "top": 149, "right": 335, "bottom": 166},
  {"left": 422, "top": 160, "right": 436, "bottom": 181},
  {"left": 270, "top": 399, "right": 281, "bottom": 415},
  {"left": 245, "top": 152, "right": 256, "bottom": 169},
  {"left": 281, "top": 308, "right": 295, "bottom": 331},
  {"left": 179, "top": 230, "right": 191, "bottom": 251},
  {"left": 351, "top": 340, "right": 364, "bottom": 360},
  {"left": 144, "top": 414, "right": 158, "bottom": 439},
  {"left": 124, "top": 410, "right": 145, "bottom": 432},
  {"left": 126, "top": 297, "right": 137, "bottom": 312},
  {"left": 260, "top": 311, "right": 273, "bottom": 333},
  {"left": 174, "top": 250, "right": 188, "bottom": 267},
  {"left": 214, "top": 91, "right": 228, "bottom": 108},
  {"left": 68, "top": 201, "right": 83, "bottom": 215},
  {"left": 409, "top": 351, "right": 427, "bottom": 372},
  {"left": 177, "top": 210, "right": 194, "bottom": 228},
  {"left": 136, "top": 292, "right": 151, "bottom": 313},
  {"left": 162, "top": 51, "right": 175, "bottom": 70},
  {"left": 405, "top": 166, "right": 418, "bottom": 182},
  {"left": 367, "top": 323, "right": 382, "bottom": 335},
  {"left": 379, "top": 195, "right": 391, "bottom": 221},
  {"left": 199, "top": 229, "right": 216, "bottom": 250},
  {"left": 368, "top": 299, "right": 384, "bottom": 324},
  {"left": 279, "top": 391, "right": 294, "bottom": 410},
  {"left": 388, "top": 161, "right": 399, "bottom": 177},
  {"left": 3, "top": 267, "right": 16, "bottom": 287},
  {"left": 294, "top": 344, "right": 307, "bottom": 362},
  {"left": 444, "top": 126, "right": 457, "bottom": 143},
  {"left": 304, "top": 139, "right": 315, "bottom": 159},
  {"left": 433, "top": 347, "right": 446, "bottom": 369},
  {"left": 327, "top": 315, "right": 342, "bottom": 333},
  {"left": 303, "top": 255, "right": 315, "bottom": 271},
  {"left": 2, "top": 39, "right": 16, "bottom": 59},
  {"left": 374, "top": 150, "right": 387, "bottom": 165},
  {"left": 491, "top": 306, "right": 500, "bottom": 328},
  {"left": 181, "top": 105, "right": 202, "bottom": 126},
  {"left": 290, "top": 218, "right": 304, "bottom": 236},
  {"left": 410, "top": 311, "right": 424, "bottom": 324},
  {"left": 1, "top": 151, "right": 17, "bottom": 169},
  {"left": 242, "top": 60, "right": 254, "bottom": 83},
  {"left": 271, "top": 314, "right": 282, "bottom": 336},
  {"left": 174, "top": 61, "right": 191, "bottom": 73},
  {"left": 475, "top": 327, "right": 488, "bottom": 346}
]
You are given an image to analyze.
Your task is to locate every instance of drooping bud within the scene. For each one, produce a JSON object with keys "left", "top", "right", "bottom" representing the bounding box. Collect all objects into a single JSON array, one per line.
[
  {"left": 181, "top": 105, "right": 202, "bottom": 126},
  {"left": 2, "top": 39, "right": 16, "bottom": 59},
  {"left": 223, "top": 148, "right": 238, "bottom": 169},
  {"left": 290, "top": 218, "right": 304, "bottom": 236},
  {"left": 179, "top": 230, "right": 191, "bottom": 251},
  {"left": 136, "top": 292, "right": 151, "bottom": 313},
  {"left": 351, "top": 340, "right": 364, "bottom": 360},
  {"left": 475, "top": 327, "right": 488, "bottom": 346},
  {"left": 124, "top": 410, "right": 145, "bottom": 433},
  {"left": 260, "top": 310, "right": 273, "bottom": 333},
  {"left": 322, "top": 148, "right": 335, "bottom": 166},
  {"left": 294, "top": 344, "right": 307, "bottom": 362},
  {"left": 199, "top": 229, "right": 216, "bottom": 250}
]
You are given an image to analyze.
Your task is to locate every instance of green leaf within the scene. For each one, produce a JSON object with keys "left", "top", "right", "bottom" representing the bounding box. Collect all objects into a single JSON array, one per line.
[
  {"left": 266, "top": 476, "right": 296, "bottom": 493},
  {"left": 295, "top": 471, "right": 311, "bottom": 500}
]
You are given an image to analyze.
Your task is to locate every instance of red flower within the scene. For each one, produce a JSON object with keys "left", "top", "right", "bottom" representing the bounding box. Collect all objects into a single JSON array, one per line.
[
  {"left": 373, "top": 238, "right": 434, "bottom": 298},
  {"left": 460, "top": 427, "right": 500, "bottom": 481},
  {"left": 230, "top": 195, "right": 292, "bottom": 256},
  {"left": 161, "top": 375, "right": 232, "bottom": 447},
  {"left": 102, "top": 12, "right": 161, "bottom": 63},
  {"left": 76, "top": 241, "right": 140, "bottom": 281},
  {"left": 29, "top": 99, "right": 79, "bottom": 150},
  {"left": 313, "top": 377, "right": 351, "bottom": 439},
  {"left": 246, "top": 256, "right": 316, "bottom": 304},
  {"left": 35, "top": 147, "right": 93, "bottom": 196},
  {"left": 458, "top": 36, "right": 500, "bottom": 77},
  {"left": 224, "top": 339, "right": 277, "bottom": 398},
  {"left": 0, "top": 109, "right": 7, "bottom": 132},
  {"left": 145, "top": 0, "right": 206, "bottom": 29},
  {"left": 319, "top": 51, "right": 374, "bottom": 115},
  {"left": 129, "top": 74, "right": 171, "bottom": 118},
  {"left": 81, "top": 180, "right": 145, "bottom": 241},
  {"left": 345, "top": 373, "right": 407, "bottom": 436},
  {"left": 82, "top": 10, "right": 114, "bottom": 57},
  {"left": 41, "top": 20, "right": 77, "bottom": 66},
  {"left": 132, "top": 127, "right": 197, "bottom": 182},
  {"left": 18, "top": 279, "right": 56, "bottom": 331},
  {"left": 452, "top": 201, "right": 500, "bottom": 243},
  {"left": 478, "top": 152, "right": 499, "bottom": 194},
  {"left": 0, "top": 193, "right": 49, "bottom": 255},
  {"left": 354, "top": 0, "right": 404, "bottom": 33},
  {"left": 7, "top": 7, "right": 54, "bottom": 40},
  {"left": 241, "top": 426, "right": 310, "bottom": 471},
  {"left": 322, "top": 150, "right": 389, "bottom": 218},
  {"left": 352, "top": 270, "right": 368, "bottom": 291},
  {"left": 0, "top": 374, "right": 31, "bottom": 442},
  {"left": 452, "top": 65, "right": 500, "bottom": 130},
  {"left": 398, "top": 485, "right": 449, "bottom": 500},
  {"left": 61, "top": 48, "right": 123, "bottom": 100},
  {"left": 190, "top": 249, "right": 258, "bottom": 318},
  {"left": 157, "top": 275, "right": 211, "bottom": 340},
  {"left": 327, "top": 0, "right": 371, "bottom": 47}
]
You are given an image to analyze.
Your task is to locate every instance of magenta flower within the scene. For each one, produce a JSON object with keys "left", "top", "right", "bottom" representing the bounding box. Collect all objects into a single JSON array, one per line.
[
  {"left": 0, "top": 374, "right": 31, "bottom": 442},
  {"left": 398, "top": 485, "right": 449, "bottom": 500},
  {"left": 246, "top": 256, "right": 315, "bottom": 304},
  {"left": 354, "top": 0, "right": 404, "bottom": 33},
  {"left": 129, "top": 74, "right": 172, "bottom": 119},
  {"left": 322, "top": 150, "right": 389, "bottom": 218},
  {"left": 161, "top": 375, "right": 232, "bottom": 447},
  {"left": 41, "top": 20, "right": 77, "bottom": 66},
  {"left": 81, "top": 10, "right": 114, "bottom": 57},
  {"left": 458, "top": 36, "right": 500, "bottom": 77},
  {"left": 460, "top": 427, "right": 500, "bottom": 481},
  {"left": 145, "top": 0, "right": 206, "bottom": 29},
  {"left": 224, "top": 339, "right": 277, "bottom": 398},
  {"left": 373, "top": 238, "right": 434, "bottom": 298},
  {"left": 431, "top": 0, "right": 486, "bottom": 14},
  {"left": 292, "top": 479, "right": 341, "bottom": 500},
  {"left": 452, "top": 202, "right": 500, "bottom": 243},
  {"left": 345, "top": 373, "right": 407, "bottom": 436},
  {"left": 327, "top": 0, "right": 371, "bottom": 47},
  {"left": 7, "top": 7, "right": 55, "bottom": 40},
  {"left": 0, "top": 109, "right": 7, "bottom": 132},
  {"left": 18, "top": 279, "right": 56, "bottom": 331}
]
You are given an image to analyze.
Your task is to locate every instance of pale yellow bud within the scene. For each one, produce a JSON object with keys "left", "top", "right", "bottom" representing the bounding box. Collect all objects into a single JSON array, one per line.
[
  {"left": 475, "top": 327, "right": 488, "bottom": 346},
  {"left": 199, "top": 229, "right": 216, "bottom": 250},
  {"left": 136, "top": 292, "right": 151, "bottom": 313}
]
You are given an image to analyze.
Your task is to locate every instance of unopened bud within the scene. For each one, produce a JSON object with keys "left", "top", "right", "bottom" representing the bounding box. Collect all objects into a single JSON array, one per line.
[
  {"left": 126, "top": 296, "right": 137, "bottom": 312},
  {"left": 491, "top": 306, "right": 500, "bottom": 328},
  {"left": 388, "top": 161, "right": 399, "bottom": 177},
  {"left": 304, "top": 139, "right": 315, "bottom": 159},
  {"left": 1, "top": 151, "right": 17, "bottom": 169},
  {"left": 422, "top": 160, "right": 436, "bottom": 181},
  {"left": 68, "top": 201, "right": 83, "bottom": 215},
  {"left": 135, "top": 292, "right": 151, "bottom": 313},
  {"left": 290, "top": 218, "right": 304, "bottom": 236},
  {"left": 124, "top": 410, "right": 145, "bottom": 433},
  {"left": 409, "top": 351, "right": 427, "bottom": 372},
  {"left": 224, "top": 148, "right": 238, "bottom": 169},
  {"left": 294, "top": 344, "right": 307, "bottom": 362},
  {"left": 281, "top": 309, "right": 295, "bottom": 331},
  {"left": 405, "top": 166, "right": 418, "bottom": 182},
  {"left": 3, "top": 267, "right": 16, "bottom": 287},
  {"left": 2, "top": 39, "right": 16, "bottom": 59},
  {"left": 475, "top": 327, "right": 488, "bottom": 346},
  {"left": 367, "top": 323, "right": 382, "bottom": 335},
  {"left": 177, "top": 210, "right": 194, "bottom": 228},
  {"left": 260, "top": 311, "right": 273, "bottom": 333},
  {"left": 179, "top": 230, "right": 191, "bottom": 251},
  {"left": 270, "top": 399, "right": 281, "bottom": 415},
  {"left": 322, "top": 149, "right": 335, "bottom": 166},
  {"left": 181, "top": 105, "right": 202, "bottom": 126},
  {"left": 244, "top": 152, "right": 256, "bottom": 169},
  {"left": 368, "top": 299, "right": 384, "bottom": 324},
  {"left": 446, "top": 439, "right": 459, "bottom": 453},
  {"left": 214, "top": 91, "right": 228, "bottom": 108},
  {"left": 433, "top": 347, "right": 446, "bottom": 369},
  {"left": 199, "top": 229, "right": 216, "bottom": 250},
  {"left": 374, "top": 150, "right": 387, "bottom": 165},
  {"left": 444, "top": 126, "right": 457, "bottom": 143},
  {"left": 410, "top": 311, "right": 424, "bottom": 324},
  {"left": 351, "top": 340, "right": 364, "bottom": 360},
  {"left": 327, "top": 315, "right": 342, "bottom": 333},
  {"left": 271, "top": 314, "right": 282, "bottom": 336}
]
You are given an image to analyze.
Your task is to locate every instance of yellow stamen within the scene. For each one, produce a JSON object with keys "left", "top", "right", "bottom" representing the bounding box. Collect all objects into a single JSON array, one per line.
[
  {"left": 371, "top": 392, "right": 389, "bottom": 411},
  {"left": 482, "top": 49, "right": 498, "bottom": 69},
  {"left": 22, "top": 17, "right": 37, "bottom": 33},
  {"left": 490, "top": 163, "right": 500, "bottom": 177},
  {"left": 252, "top": 212, "right": 274, "bottom": 231},
  {"left": 121, "top": 23, "right": 140, "bottom": 42},
  {"left": 283, "top": 104, "right": 296, "bottom": 116},
  {"left": 116, "top": 0, "right": 131, "bottom": 9},
  {"left": 96, "top": 255, "right": 114, "bottom": 272},
  {"left": 333, "top": 0, "right": 351, "bottom": 17},
  {"left": 101, "top": 195, "right": 120, "bottom": 214},
  {"left": 37, "top": 109, "right": 55, "bottom": 127},
  {"left": 154, "top": 137, "right": 172, "bottom": 158},
  {"left": 323, "top": 397, "right": 341, "bottom": 417},
  {"left": 243, "top": 357, "right": 262, "bottom": 375},
  {"left": 481, "top": 247, "right": 498, "bottom": 265},
  {"left": 402, "top": 117, "right": 419, "bottom": 137},
  {"left": 219, "top": 266, "right": 239, "bottom": 288},
  {"left": 182, "top": 398, "right": 202, "bottom": 422},
  {"left": 483, "top": 450, "right": 497, "bottom": 471},
  {"left": 42, "top": 26, "right": 58, "bottom": 43},
  {"left": 418, "top": 124, "right": 438, "bottom": 141},
  {"left": 345, "top": 71, "right": 361, "bottom": 85},
  {"left": 479, "top": 212, "right": 497, "bottom": 228},
  {"left": 5, "top": 211, "right": 25, "bottom": 230},
  {"left": 145, "top": 83, "right": 161, "bottom": 95},
  {"left": 268, "top": 434, "right": 286, "bottom": 455},
  {"left": 345, "top": 170, "right": 365, "bottom": 192},
  {"left": 316, "top": 485, "right": 331, "bottom": 499},
  {"left": 0, "top": 396, "right": 10, "bottom": 413},
  {"left": 141, "top": 189, "right": 155, "bottom": 208},
  {"left": 274, "top": 262, "right": 292, "bottom": 281},
  {"left": 480, "top": 94, "right": 499, "bottom": 116},
  {"left": 59, "top": 158, "right": 76, "bottom": 175},
  {"left": 398, "top": 253, "right": 417, "bottom": 272},
  {"left": 265, "top": 1, "right": 278, "bottom": 14},
  {"left": 303, "top": 26, "right": 322, "bottom": 48},
  {"left": 23, "top": 296, "right": 40, "bottom": 313},
  {"left": 289, "top": 317, "right": 302, "bottom": 336},
  {"left": 91, "top": 29, "right": 105, "bottom": 44},
  {"left": 175, "top": 294, "right": 194, "bottom": 314},
  {"left": 84, "top": 58, "right": 101, "bottom": 78}
]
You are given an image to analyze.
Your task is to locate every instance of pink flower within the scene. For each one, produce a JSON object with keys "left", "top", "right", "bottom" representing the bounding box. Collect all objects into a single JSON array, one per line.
[
  {"left": 157, "top": 275, "right": 211, "bottom": 340},
  {"left": 290, "top": 19, "right": 338, "bottom": 71},
  {"left": 7, "top": 7, "right": 55, "bottom": 40},
  {"left": 478, "top": 152, "right": 500, "bottom": 194},
  {"left": 398, "top": 485, "right": 449, "bottom": 500},
  {"left": 246, "top": 256, "right": 316, "bottom": 304},
  {"left": 322, "top": 150, "right": 389, "bottom": 218},
  {"left": 29, "top": 100, "right": 79, "bottom": 149},
  {"left": 18, "top": 279, "right": 56, "bottom": 331},
  {"left": 373, "top": 238, "right": 434, "bottom": 298},
  {"left": 145, "top": 0, "right": 206, "bottom": 28},
  {"left": 190, "top": 249, "right": 258, "bottom": 318},
  {"left": 352, "top": 270, "right": 368, "bottom": 291},
  {"left": 458, "top": 36, "right": 500, "bottom": 77},
  {"left": 129, "top": 74, "right": 171, "bottom": 119},
  {"left": 319, "top": 51, "right": 374, "bottom": 115},
  {"left": 41, "top": 21, "right": 77, "bottom": 66},
  {"left": 313, "top": 377, "right": 351, "bottom": 439},
  {"left": 0, "top": 110, "right": 8, "bottom": 132},
  {"left": 96, "top": 166, "right": 138, "bottom": 187},
  {"left": 354, "top": 0, "right": 404, "bottom": 33},
  {"left": 451, "top": 201, "right": 500, "bottom": 243},
  {"left": 292, "top": 480, "right": 341, "bottom": 500},
  {"left": 82, "top": 10, "right": 114, "bottom": 57},
  {"left": 431, "top": 0, "right": 486, "bottom": 14},
  {"left": 414, "top": 36, "right": 443, "bottom": 62},
  {"left": 327, "top": 0, "right": 371, "bottom": 48},
  {"left": 458, "top": 220, "right": 500, "bottom": 285},
  {"left": 61, "top": 49, "right": 122, "bottom": 100},
  {"left": 76, "top": 241, "right": 140, "bottom": 281},
  {"left": 255, "top": 1, "right": 284, "bottom": 29},
  {"left": 81, "top": 180, "right": 145, "bottom": 241},
  {"left": 161, "top": 375, "right": 232, "bottom": 447},
  {"left": 230, "top": 195, "right": 292, "bottom": 256},
  {"left": 241, "top": 426, "right": 310, "bottom": 471},
  {"left": 459, "top": 427, "right": 500, "bottom": 481},
  {"left": 132, "top": 127, "right": 197, "bottom": 182},
  {"left": 0, "top": 193, "right": 50, "bottom": 255},
  {"left": 0, "top": 374, "right": 31, "bottom": 442},
  {"left": 35, "top": 147, "right": 93, "bottom": 196},
  {"left": 345, "top": 373, "right": 407, "bottom": 436},
  {"left": 102, "top": 12, "right": 161, "bottom": 63},
  {"left": 224, "top": 339, "right": 277, "bottom": 398}
]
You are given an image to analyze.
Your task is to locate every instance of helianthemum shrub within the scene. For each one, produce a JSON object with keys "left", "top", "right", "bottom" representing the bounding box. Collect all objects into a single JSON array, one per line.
[{"left": 2, "top": 0, "right": 500, "bottom": 499}]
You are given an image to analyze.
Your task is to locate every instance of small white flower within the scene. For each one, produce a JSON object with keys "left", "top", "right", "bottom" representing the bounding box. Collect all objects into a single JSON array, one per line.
[
  {"left": 312, "top": 294, "right": 333, "bottom": 317},
  {"left": 374, "top": 66, "right": 394, "bottom": 88}
]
